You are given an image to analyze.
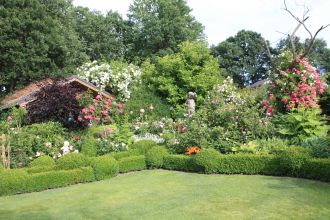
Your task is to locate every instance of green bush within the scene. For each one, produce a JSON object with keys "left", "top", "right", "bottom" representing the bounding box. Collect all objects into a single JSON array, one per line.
[
  {"left": 301, "top": 137, "right": 330, "bottom": 158},
  {"left": 217, "top": 154, "right": 278, "bottom": 175},
  {"left": 30, "top": 156, "right": 55, "bottom": 167},
  {"left": 129, "top": 140, "right": 157, "bottom": 155},
  {"left": 193, "top": 148, "right": 221, "bottom": 173},
  {"left": 163, "top": 155, "right": 197, "bottom": 172},
  {"left": 56, "top": 153, "right": 90, "bottom": 170},
  {"left": 146, "top": 146, "right": 169, "bottom": 168},
  {"left": 110, "top": 150, "right": 139, "bottom": 160},
  {"left": 25, "top": 166, "right": 55, "bottom": 174},
  {"left": 278, "top": 147, "right": 311, "bottom": 176},
  {"left": 0, "top": 167, "right": 95, "bottom": 196},
  {"left": 81, "top": 137, "right": 98, "bottom": 157},
  {"left": 118, "top": 156, "right": 146, "bottom": 173},
  {"left": 300, "top": 158, "right": 330, "bottom": 181},
  {"left": 91, "top": 155, "right": 119, "bottom": 180}
]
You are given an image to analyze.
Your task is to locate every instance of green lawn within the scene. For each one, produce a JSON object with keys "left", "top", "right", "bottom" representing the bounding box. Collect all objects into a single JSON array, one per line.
[{"left": 0, "top": 170, "right": 329, "bottom": 220}]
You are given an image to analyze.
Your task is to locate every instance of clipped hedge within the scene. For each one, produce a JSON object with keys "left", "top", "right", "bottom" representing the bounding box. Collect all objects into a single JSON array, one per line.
[
  {"left": 194, "top": 148, "right": 221, "bottom": 174},
  {"left": 25, "top": 165, "right": 55, "bottom": 174},
  {"left": 129, "top": 140, "right": 157, "bottom": 155},
  {"left": 30, "top": 156, "right": 55, "bottom": 167},
  {"left": 110, "top": 150, "right": 138, "bottom": 160},
  {"left": 300, "top": 158, "right": 330, "bottom": 181},
  {"left": 56, "top": 153, "right": 90, "bottom": 170},
  {"left": 163, "top": 155, "right": 197, "bottom": 172},
  {"left": 91, "top": 155, "right": 119, "bottom": 180},
  {"left": 0, "top": 167, "right": 95, "bottom": 196},
  {"left": 118, "top": 156, "right": 146, "bottom": 173},
  {"left": 146, "top": 146, "right": 169, "bottom": 168}
]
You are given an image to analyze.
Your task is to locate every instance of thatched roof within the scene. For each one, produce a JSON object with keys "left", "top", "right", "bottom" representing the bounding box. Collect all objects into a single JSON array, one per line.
[{"left": 0, "top": 75, "right": 111, "bottom": 111}]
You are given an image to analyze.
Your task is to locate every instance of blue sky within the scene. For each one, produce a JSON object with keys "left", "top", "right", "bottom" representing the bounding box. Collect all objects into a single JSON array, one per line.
[{"left": 73, "top": 0, "right": 330, "bottom": 47}]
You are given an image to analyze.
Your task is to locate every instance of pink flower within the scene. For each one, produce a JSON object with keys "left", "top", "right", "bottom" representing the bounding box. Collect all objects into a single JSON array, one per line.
[
  {"left": 281, "top": 97, "right": 288, "bottom": 103},
  {"left": 95, "top": 117, "right": 100, "bottom": 121},
  {"left": 82, "top": 109, "right": 88, "bottom": 114},
  {"left": 140, "top": 108, "right": 145, "bottom": 114},
  {"left": 95, "top": 95, "right": 102, "bottom": 100},
  {"left": 269, "top": 94, "right": 274, "bottom": 101},
  {"left": 78, "top": 117, "right": 83, "bottom": 122},
  {"left": 89, "top": 105, "right": 95, "bottom": 113},
  {"left": 286, "top": 104, "right": 291, "bottom": 110},
  {"left": 262, "top": 99, "right": 267, "bottom": 106}
]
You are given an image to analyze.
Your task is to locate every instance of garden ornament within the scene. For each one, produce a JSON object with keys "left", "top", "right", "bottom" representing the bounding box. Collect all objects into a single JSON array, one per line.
[{"left": 186, "top": 92, "right": 197, "bottom": 117}]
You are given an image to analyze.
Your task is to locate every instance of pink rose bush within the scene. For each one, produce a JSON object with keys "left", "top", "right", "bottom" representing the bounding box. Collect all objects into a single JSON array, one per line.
[
  {"left": 78, "top": 95, "right": 123, "bottom": 126},
  {"left": 263, "top": 51, "right": 326, "bottom": 115}
]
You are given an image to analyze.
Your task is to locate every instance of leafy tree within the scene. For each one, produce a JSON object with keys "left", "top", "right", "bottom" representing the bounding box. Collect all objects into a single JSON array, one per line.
[
  {"left": 127, "top": 0, "right": 203, "bottom": 62},
  {"left": 0, "top": 0, "right": 87, "bottom": 94},
  {"left": 211, "top": 30, "right": 271, "bottom": 87},
  {"left": 73, "top": 7, "right": 126, "bottom": 61},
  {"left": 143, "top": 41, "right": 222, "bottom": 109}
]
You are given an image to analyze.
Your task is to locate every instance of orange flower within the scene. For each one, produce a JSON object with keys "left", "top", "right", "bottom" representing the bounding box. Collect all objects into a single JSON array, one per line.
[{"left": 185, "top": 146, "right": 201, "bottom": 155}]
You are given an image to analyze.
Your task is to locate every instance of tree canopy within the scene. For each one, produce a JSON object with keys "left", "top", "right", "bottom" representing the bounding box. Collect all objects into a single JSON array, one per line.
[
  {"left": 211, "top": 30, "right": 272, "bottom": 87},
  {"left": 0, "top": 0, "right": 87, "bottom": 93}
]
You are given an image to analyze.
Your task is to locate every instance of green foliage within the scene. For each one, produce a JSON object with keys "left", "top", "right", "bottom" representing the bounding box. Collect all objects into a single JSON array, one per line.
[
  {"left": 193, "top": 148, "right": 221, "bottom": 174},
  {"left": 125, "top": 85, "right": 171, "bottom": 120},
  {"left": 0, "top": 0, "right": 87, "bottom": 93},
  {"left": 118, "top": 156, "right": 146, "bottom": 173},
  {"left": 145, "top": 146, "right": 169, "bottom": 168},
  {"left": 110, "top": 151, "right": 139, "bottom": 160},
  {"left": 0, "top": 167, "right": 95, "bottom": 196},
  {"left": 73, "top": 7, "right": 125, "bottom": 60},
  {"left": 319, "top": 84, "right": 330, "bottom": 117},
  {"left": 300, "top": 158, "right": 330, "bottom": 182},
  {"left": 274, "top": 107, "right": 329, "bottom": 145},
  {"left": 25, "top": 166, "right": 55, "bottom": 174},
  {"left": 91, "top": 155, "right": 119, "bottom": 180},
  {"left": 127, "top": 0, "right": 203, "bottom": 61},
  {"left": 278, "top": 147, "right": 311, "bottom": 176},
  {"left": 56, "top": 153, "right": 90, "bottom": 170},
  {"left": 9, "top": 122, "right": 67, "bottom": 167},
  {"left": 81, "top": 137, "right": 98, "bottom": 157},
  {"left": 301, "top": 137, "right": 330, "bottom": 158},
  {"left": 143, "top": 41, "right": 222, "bottom": 109},
  {"left": 29, "top": 156, "right": 55, "bottom": 168},
  {"left": 162, "top": 155, "right": 197, "bottom": 172},
  {"left": 211, "top": 30, "right": 271, "bottom": 86},
  {"left": 238, "top": 138, "right": 289, "bottom": 155},
  {"left": 129, "top": 140, "right": 158, "bottom": 155}
]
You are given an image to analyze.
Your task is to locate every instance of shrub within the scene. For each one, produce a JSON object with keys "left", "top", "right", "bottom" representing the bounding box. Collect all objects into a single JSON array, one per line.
[
  {"left": 25, "top": 81, "right": 84, "bottom": 129},
  {"left": 110, "top": 151, "right": 139, "bottom": 160},
  {"left": 193, "top": 148, "right": 221, "bottom": 173},
  {"left": 163, "top": 155, "right": 197, "bottom": 172},
  {"left": 56, "top": 153, "right": 89, "bottom": 170},
  {"left": 0, "top": 167, "right": 95, "bottom": 196},
  {"left": 129, "top": 140, "right": 157, "bottom": 155},
  {"left": 25, "top": 166, "right": 55, "bottom": 174},
  {"left": 81, "top": 137, "right": 98, "bottom": 157},
  {"left": 29, "top": 156, "right": 55, "bottom": 167},
  {"left": 278, "top": 147, "right": 311, "bottom": 176},
  {"left": 118, "top": 156, "right": 146, "bottom": 173},
  {"left": 91, "top": 155, "right": 119, "bottom": 180},
  {"left": 145, "top": 146, "right": 169, "bottom": 168},
  {"left": 301, "top": 137, "right": 330, "bottom": 158},
  {"left": 300, "top": 158, "right": 330, "bottom": 181},
  {"left": 216, "top": 154, "right": 278, "bottom": 175}
]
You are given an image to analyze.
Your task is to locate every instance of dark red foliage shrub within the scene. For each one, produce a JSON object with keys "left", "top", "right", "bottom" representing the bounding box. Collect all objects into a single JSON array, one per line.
[{"left": 26, "top": 80, "right": 85, "bottom": 129}]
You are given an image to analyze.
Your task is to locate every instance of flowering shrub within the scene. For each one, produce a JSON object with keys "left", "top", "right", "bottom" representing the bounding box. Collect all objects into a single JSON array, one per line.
[
  {"left": 78, "top": 94, "right": 119, "bottom": 126},
  {"left": 185, "top": 146, "right": 201, "bottom": 155},
  {"left": 77, "top": 60, "right": 141, "bottom": 102},
  {"left": 263, "top": 51, "right": 326, "bottom": 115}
]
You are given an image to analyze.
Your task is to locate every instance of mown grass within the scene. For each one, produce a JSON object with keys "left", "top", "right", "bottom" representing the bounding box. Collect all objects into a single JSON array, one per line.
[{"left": 0, "top": 170, "right": 329, "bottom": 220}]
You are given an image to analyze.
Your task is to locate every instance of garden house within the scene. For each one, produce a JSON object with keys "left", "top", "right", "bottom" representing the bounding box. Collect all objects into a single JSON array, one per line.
[{"left": 0, "top": 75, "right": 111, "bottom": 111}]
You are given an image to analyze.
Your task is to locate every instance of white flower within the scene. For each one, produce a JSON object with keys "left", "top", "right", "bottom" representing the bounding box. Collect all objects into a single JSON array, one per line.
[
  {"left": 45, "top": 142, "right": 52, "bottom": 148},
  {"left": 63, "top": 141, "right": 70, "bottom": 148},
  {"left": 69, "top": 145, "right": 74, "bottom": 151},
  {"left": 58, "top": 153, "right": 62, "bottom": 158},
  {"left": 74, "top": 150, "right": 79, "bottom": 153},
  {"left": 36, "top": 152, "right": 41, "bottom": 157},
  {"left": 29, "top": 157, "right": 33, "bottom": 160}
]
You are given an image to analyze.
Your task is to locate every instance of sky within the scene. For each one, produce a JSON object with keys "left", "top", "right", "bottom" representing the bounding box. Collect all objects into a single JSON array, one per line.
[{"left": 72, "top": 0, "right": 330, "bottom": 47}]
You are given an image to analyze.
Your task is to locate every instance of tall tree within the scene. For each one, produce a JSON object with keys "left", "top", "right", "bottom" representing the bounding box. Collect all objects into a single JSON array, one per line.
[
  {"left": 0, "top": 0, "right": 87, "bottom": 94},
  {"left": 211, "top": 30, "right": 271, "bottom": 87},
  {"left": 127, "top": 0, "right": 203, "bottom": 62},
  {"left": 73, "top": 7, "right": 126, "bottom": 61}
]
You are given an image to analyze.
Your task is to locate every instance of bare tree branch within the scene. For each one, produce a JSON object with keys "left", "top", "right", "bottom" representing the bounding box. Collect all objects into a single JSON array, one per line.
[{"left": 302, "top": 24, "right": 330, "bottom": 58}]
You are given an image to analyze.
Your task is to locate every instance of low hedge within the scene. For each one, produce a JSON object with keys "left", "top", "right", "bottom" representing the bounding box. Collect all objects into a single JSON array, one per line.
[
  {"left": 118, "top": 156, "right": 146, "bottom": 173},
  {"left": 30, "top": 156, "right": 55, "bottom": 167},
  {"left": 91, "top": 155, "right": 119, "bottom": 180},
  {"left": 0, "top": 167, "right": 95, "bottom": 196},
  {"left": 146, "top": 146, "right": 169, "bottom": 168},
  {"left": 25, "top": 165, "right": 55, "bottom": 174},
  {"left": 163, "top": 155, "right": 197, "bottom": 172},
  {"left": 110, "top": 150, "right": 139, "bottom": 160},
  {"left": 129, "top": 140, "right": 158, "bottom": 155},
  {"left": 300, "top": 158, "right": 330, "bottom": 182},
  {"left": 56, "top": 153, "right": 90, "bottom": 170}
]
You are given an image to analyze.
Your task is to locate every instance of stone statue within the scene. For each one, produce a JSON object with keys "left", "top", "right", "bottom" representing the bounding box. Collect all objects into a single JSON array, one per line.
[{"left": 186, "top": 92, "right": 196, "bottom": 117}]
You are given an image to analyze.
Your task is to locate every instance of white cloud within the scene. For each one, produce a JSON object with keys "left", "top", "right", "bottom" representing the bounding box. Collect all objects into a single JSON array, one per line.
[{"left": 72, "top": 0, "right": 330, "bottom": 46}]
